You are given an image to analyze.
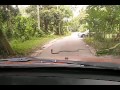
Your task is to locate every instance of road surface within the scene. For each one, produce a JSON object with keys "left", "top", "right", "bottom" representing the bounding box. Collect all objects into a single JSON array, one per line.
[{"left": 32, "top": 32, "right": 97, "bottom": 61}]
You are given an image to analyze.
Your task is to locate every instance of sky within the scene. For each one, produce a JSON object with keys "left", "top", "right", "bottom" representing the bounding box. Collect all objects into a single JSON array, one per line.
[
  {"left": 71, "top": 5, "right": 88, "bottom": 17},
  {"left": 12, "top": 5, "right": 88, "bottom": 17},
  {"left": 18, "top": 5, "right": 29, "bottom": 8},
  {"left": 12, "top": 5, "right": 29, "bottom": 8}
]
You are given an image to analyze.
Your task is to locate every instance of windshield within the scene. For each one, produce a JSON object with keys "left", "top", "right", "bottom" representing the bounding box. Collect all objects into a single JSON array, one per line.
[{"left": 0, "top": 5, "right": 120, "bottom": 68}]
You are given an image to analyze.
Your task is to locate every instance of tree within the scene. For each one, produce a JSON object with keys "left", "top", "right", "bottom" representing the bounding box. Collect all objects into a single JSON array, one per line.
[
  {"left": 84, "top": 5, "right": 120, "bottom": 41},
  {"left": 0, "top": 5, "right": 18, "bottom": 55},
  {"left": 26, "top": 5, "right": 73, "bottom": 35},
  {"left": 3, "top": 5, "right": 20, "bottom": 39},
  {"left": 0, "top": 5, "right": 16, "bottom": 55},
  {"left": 83, "top": 5, "right": 120, "bottom": 55},
  {"left": 0, "top": 29, "right": 15, "bottom": 55}
]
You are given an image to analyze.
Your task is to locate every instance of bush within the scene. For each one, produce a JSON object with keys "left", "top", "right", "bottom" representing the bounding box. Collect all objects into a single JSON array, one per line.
[
  {"left": 85, "top": 37, "right": 120, "bottom": 56},
  {"left": 10, "top": 35, "right": 64, "bottom": 56},
  {"left": 34, "top": 29, "right": 45, "bottom": 37},
  {"left": 84, "top": 37, "right": 94, "bottom": 46},
  {"left": 12, "top": 15, "right": 38, "bottom": 41}
]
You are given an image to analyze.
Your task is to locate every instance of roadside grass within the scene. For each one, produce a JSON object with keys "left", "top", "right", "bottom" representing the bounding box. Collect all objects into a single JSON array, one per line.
[
  {"left": 84, "top": 37, "right": 120, "bottom": 56},
  {"left": 84, "top": 37, "right": 118, "bottom": 50},
  {"left": 10, "top": 35, "right": 64, "bottom": 56}
]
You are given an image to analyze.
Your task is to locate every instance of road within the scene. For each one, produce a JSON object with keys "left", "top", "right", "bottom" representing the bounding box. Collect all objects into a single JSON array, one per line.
[{"left": 32, "top": 32, "right": 97, "bottom": 61}]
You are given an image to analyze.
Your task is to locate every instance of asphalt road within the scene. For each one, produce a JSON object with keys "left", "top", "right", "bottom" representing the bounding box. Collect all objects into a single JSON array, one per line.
[{"left": 34, "top": 32, "right": 97, "bottom": 60}]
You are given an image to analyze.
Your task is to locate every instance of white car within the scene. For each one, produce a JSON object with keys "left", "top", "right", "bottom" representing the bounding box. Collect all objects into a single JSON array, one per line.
[{"left": 78, "top": 30, "right": 89, "bottom": 38}]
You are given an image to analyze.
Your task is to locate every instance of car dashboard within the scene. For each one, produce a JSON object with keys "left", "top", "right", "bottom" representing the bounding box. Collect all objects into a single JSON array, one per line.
[{"left": 0, "top": 67, "right": 120, "bottom": 85}]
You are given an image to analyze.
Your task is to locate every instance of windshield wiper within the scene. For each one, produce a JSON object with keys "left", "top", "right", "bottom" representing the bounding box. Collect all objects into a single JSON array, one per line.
[
  {"left": 0, "top": 57, "right": 120, "bottom": 70},
  {"left": 0, "top": 57, "right": 61, "bottom": 63},
  {"left": 0, "top": 57, "right": 31, "bottom": 62}
]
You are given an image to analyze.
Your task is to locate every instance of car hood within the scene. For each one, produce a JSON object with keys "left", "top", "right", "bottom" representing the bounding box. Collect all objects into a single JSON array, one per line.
[
  {"left": 35, "top": 56, "right": 120, "bottom": 64},
  {"left": 0, "top": 56, "right": 120, "bottom": 67}
]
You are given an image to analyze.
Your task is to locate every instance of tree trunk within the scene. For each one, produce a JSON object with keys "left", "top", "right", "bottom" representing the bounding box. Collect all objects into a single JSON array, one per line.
[
  {"left": 55, "top": 25, "right": 59, "bottom": 35},
  {"left": 6, "top": 5, "right": 12, "bottom": 39},
  {"left": 0, "top": 29, "right": 15, "bottom": 55},
  {"left": 60, "top": 21, "right": 64, "bottom": 35},
  {"left": 58, "top": 22, "right": 60, "bottom": 35},
  {"left": 37, "top": 5, "right": 40, "bottom": 30},
  {"left": 44, "top": 19, "right": 48, "bottom": 33}
]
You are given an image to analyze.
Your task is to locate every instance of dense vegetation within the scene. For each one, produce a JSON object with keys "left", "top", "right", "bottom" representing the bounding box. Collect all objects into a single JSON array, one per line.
[
  {"left": 0, "top": 5, "right": 73, "bottom": 57},
  {"left": 80, "top": 5, "right": 120, "bottom": 55},
  {"left": 1, "top": 5, "right": 119, "bottom": 57}
]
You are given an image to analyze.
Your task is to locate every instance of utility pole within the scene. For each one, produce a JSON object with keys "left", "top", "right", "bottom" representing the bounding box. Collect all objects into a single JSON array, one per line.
[{"left": 37, "top": 5, "right": 40, "bottom": 30}]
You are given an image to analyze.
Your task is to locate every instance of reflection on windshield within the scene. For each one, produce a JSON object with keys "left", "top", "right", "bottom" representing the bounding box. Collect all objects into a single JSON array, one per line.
[{"left": 0, "top": 5, "right": 120, "bottom": 67}]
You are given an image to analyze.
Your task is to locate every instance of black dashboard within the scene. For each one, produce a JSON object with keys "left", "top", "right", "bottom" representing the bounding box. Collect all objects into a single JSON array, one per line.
[{"left": 0, "top": 67, "right": 120, "bottom": 85}]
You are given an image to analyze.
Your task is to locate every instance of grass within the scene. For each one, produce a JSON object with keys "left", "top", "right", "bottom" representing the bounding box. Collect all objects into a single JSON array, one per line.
[
  {"left": 84, "top": 37, "right": 120, "bottom": 56},
  {"left": 84, "top": 37, "right": 118, "bottom": 50},
  {"left": 10, "top": 35, "right": 64, "bottom": 56}
]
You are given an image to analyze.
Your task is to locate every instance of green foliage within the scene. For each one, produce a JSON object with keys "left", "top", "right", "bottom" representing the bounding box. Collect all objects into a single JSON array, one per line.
[
  {"left": 84, "top": 5, "right": 120, "bottom": 36},
  {"left": 26, "top": 5, "right": 73, "bottom": 35},
  {"left": 84, "top": 37, "right": 120, "bottom": 56},
  {"left": 82, "top": 5, "right": 120, "bottom": 56},
  {"left": 96, "top": 43, "right": 120, "bottom": 56},
  {"left": 35, "top": 29, "right": 45, "bottom": 37},
  {"left": 1, "top": 5, "right": 72, "bottom": 41},
  {"left": 26, "top": 5, "right": 37, "bottom": 19},
  {"left": 0, "top": 5, "right": 19, "bottom": 56},
  {"left": 10, "top": 35, "right": 64, "bottom": 55},
  {"left": 12, "top": 15, "right": 45, "bottom": 41},
  {"left": 0, "top": 5, "right": 72, "bottom": 56},
  {"left": 69, "top": 16, "right": 80, "bottom": 32}
]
